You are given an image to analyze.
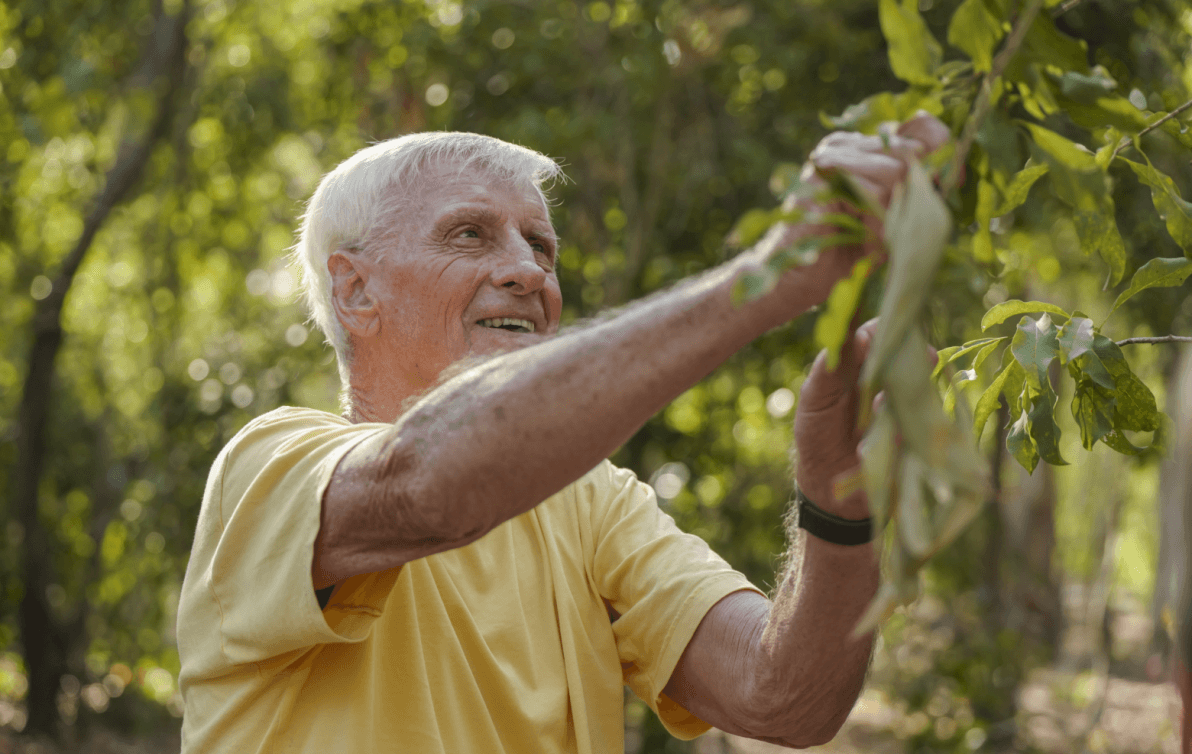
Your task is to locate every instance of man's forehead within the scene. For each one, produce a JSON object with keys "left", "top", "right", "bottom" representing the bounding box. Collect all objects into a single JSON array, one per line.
[{"left": 410, "top": 162, "right": 550, "bottom": 219}]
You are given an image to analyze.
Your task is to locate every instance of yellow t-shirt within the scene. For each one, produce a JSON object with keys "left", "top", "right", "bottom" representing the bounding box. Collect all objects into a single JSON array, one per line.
[{"left": 178, "top": 406, "right": 762, "bottom": 753}]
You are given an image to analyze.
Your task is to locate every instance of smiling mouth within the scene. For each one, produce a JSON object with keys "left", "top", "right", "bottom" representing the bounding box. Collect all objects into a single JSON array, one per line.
[{"left": 477, "top": 317, "right": 536, "bottom": 333}]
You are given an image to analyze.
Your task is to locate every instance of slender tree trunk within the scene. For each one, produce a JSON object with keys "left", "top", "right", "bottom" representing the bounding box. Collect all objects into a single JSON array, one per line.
[{"left": 11, "top": 3, "right": 189, "bottom": 735}]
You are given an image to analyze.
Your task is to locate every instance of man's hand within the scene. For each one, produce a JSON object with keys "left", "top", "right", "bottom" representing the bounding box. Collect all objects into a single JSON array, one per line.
[
  {"left": 745, "top": 111, "right": 951, "bottom": 318},
  {"left": 792, "top": 318, "right": 877, "bottom": 520}
]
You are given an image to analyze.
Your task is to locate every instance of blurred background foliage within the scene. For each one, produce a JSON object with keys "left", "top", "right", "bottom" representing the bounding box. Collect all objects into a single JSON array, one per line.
[{"left": 0, "top": 0, "right": 1190, "bottom": 751}]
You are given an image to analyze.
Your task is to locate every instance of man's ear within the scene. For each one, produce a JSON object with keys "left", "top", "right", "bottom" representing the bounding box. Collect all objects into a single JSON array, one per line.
[{"left": 328, "top": 251, "right": 380, "bottom": 339}]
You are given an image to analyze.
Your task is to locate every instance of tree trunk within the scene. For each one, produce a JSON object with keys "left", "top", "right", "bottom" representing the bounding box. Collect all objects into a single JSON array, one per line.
[{"left": 11, "top": 3, "right": 189, "bottom": 735}]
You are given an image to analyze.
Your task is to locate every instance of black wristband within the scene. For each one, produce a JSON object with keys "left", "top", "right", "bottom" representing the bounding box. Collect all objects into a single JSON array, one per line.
[{"left": 794, "top": 488, "right": 875, "bottom": 546}]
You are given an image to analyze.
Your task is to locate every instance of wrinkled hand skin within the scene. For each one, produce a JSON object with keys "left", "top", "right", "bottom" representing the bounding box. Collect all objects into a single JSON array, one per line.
[
  {"left": 785, "top": 111, "right": 951, "bottom": 519},
  {"left": 793, "top": 319, "right": 877, "bottom": 520}
]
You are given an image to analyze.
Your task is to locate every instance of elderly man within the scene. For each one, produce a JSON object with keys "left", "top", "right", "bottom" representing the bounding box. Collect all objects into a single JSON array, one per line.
[{"left": 177, "top": 119, "right": 946, "bottom": 752}]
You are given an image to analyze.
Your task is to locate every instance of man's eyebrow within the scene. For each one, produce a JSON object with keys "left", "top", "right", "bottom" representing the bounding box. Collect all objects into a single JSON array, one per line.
[{"left": 433, "top": 204, "right": 502, "bottom": 233}]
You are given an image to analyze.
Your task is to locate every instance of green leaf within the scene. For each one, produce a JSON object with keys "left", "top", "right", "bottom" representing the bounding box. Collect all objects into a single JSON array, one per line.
[
  {"left": 1102, "top": 429, "right": 1147, "bottom": 456},
  {"left": 972, "top": 338, "right": 1003, "bottom": 372},
  {"left": 1071, "top": 205, "right": 1127, "bottom": 287},
  {"left": 947, "top": 0, "right": 1003, "bottom": 72},
  {"left": 1122, "top": 157, "right": 1192, "bottom": 253},
  {"left": 859, "top": 407, "right": 898, "bottom": 537},
  {"left": 1106, "top": 257, "right": 1192, "bottom": 321},
  {"left": 932, "top": 346, "right": 962, "bottom": 382},
  {"left": 879, "top": 0, "right": 943, "bottom": 86},
  {"left": 981, "top": 299, "right": 1070, "bottom": 331},
  {"left": 731, "top": 265, "right": 778, "bottom": 305},
  {"left": 728, "top": 207, "right": 803, "bottom": 248},
  {"left": 973, "top": 354, "right": 1022, "bottom": 441},
  {"left": 821, "top": 90, "right": 944, "bottom": 134},
  {"left": 1072, "top": 350, "right": 1115, "bottom": 391},
  {"left": 1027, "top": 384, "right": 1067, "bottom": 465},
  {"left": 1019, "top": 11, "right": 1089, "bottom": 75},
  {"left": 897, "top": 454, "right": 932, "bottom": 558},
  {"left": 973, "top": 178, "right": 997, "bottom": 262},
  {"left": 1090, "top": 335, "right": 1159, "bottom": 432},
  {"left": 863, "top": 161, "right": 953, "bottom": 387},
  {"left": 1057, "top": 317, "right": 1094, "bottom": 362},
  {"left": 932, "top": 337, "right": 1001, "bottom": 381},
  {"left": 992, "top": 164, "right": 1049, "bottom": 217},
  {"left": 815, "top": 258, "right": 874, "bottom": 370},
  {"left": 1071, "top": 378, "right": 1115, "bottom": 450},
  {"left": 1006, "top": 407, "right": 1039, "bottom": 474},
  {"left": 1010, "top": 313, "right": 1060, "bottom": 390}
]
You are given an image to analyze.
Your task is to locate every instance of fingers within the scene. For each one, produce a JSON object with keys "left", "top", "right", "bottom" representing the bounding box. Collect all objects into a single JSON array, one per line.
[
  {"left": 897, "top": 110, "right": 951, "bottom": 154},
  {"left": 810, "top": 149, "right": 903, "bottom": 207}
]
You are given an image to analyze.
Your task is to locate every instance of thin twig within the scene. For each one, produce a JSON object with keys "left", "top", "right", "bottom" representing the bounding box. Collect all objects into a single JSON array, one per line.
[
  {"left": 942, "top": 0, "right": 1047, "bottom": 195},
  {"left": 1051, "top": 0, "right": 1089, "bottom": 17},
  {"left": 1109, "top": 97, "right": 1192, "bottom": 161},
  {"left": 1117, "top": 335, "right": 1192, "bottom": 346}
]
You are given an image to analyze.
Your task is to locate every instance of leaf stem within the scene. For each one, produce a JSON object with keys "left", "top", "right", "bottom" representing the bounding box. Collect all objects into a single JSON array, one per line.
[
  {"left": 942, "top": 0, "right": 1047, "bottom": 196},
  {"left": 1051, "top": 0, "right": 1088, "bottom": 17},
  {"left": 1116, "top": 335, "right": 1192, "bottom": 346},
  {"left": 1109, "top": 97, "right": 1192, "bottom": 161}
]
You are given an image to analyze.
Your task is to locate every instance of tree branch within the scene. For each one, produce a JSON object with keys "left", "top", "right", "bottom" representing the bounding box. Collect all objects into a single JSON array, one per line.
[
  {"left": 942, "top": 0, "right": 1046, "bottom": 195},
  {"left": 13, "top": 0, "right": 191, "bottom": 737},
  {"left": 1116, "top": 335, "right": 1192, "bottom": 346},
  {"left": 1051, "top": 0, "right": 1089, "bottom": 18},
  {"left": 1109, "top": 96, "right": 1192, "bottom": 162}
]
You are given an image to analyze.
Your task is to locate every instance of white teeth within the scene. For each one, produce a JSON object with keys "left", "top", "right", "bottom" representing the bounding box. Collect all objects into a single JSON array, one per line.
[{"left": 478, "top": 317, "right": 535, "bottom": 333}]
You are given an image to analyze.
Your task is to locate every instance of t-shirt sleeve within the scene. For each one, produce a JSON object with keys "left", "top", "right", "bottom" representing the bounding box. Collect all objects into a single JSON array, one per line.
[
  {"left": 581, "top": 461, "right": 764, "bottom": 740},
  {"left": 184, "top": 408, "right": 398, "bottom": 668}
]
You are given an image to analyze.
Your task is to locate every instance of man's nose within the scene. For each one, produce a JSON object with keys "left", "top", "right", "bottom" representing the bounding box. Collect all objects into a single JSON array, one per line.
[{"left": 491, "top": 236, "right": 546, "bottom": 294}]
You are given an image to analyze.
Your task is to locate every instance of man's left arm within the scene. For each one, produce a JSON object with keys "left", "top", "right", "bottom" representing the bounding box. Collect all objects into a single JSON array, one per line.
[{"left": 662, "top": 320, "right": 884, "bottom": 747}]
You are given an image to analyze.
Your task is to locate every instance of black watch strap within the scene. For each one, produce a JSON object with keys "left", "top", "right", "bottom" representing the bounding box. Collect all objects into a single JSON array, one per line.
[{"left": 795, "top": 488, "right": 875, "bottom": 546}]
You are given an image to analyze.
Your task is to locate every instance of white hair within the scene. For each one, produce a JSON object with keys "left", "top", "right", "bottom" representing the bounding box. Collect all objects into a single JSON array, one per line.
[{"left": 291, "top": 132, "right": 563, "bottom": 386}]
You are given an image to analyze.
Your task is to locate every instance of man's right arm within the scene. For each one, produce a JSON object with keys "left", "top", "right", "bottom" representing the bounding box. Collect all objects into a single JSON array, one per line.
[
  {"left": 311, "top": 120, "right": 942, "bottom": 589},
  {"left": 312, "top": 246, "right": 829, "bottom": 588}
]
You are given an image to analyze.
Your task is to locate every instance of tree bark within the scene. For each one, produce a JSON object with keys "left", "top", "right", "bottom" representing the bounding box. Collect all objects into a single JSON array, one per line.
[{"left": 12, "top": 2, "right": 189, "bottom": 736}]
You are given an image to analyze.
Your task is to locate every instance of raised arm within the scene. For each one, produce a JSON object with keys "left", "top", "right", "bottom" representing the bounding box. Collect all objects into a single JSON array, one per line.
[{"left": 312, "top": 241, "right": 843, "bottom": 588}]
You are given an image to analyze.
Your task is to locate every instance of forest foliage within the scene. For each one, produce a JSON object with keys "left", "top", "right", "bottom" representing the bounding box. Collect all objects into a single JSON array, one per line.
[{"left": 1, "top": 0, "right": 1191, "bottom": 750}]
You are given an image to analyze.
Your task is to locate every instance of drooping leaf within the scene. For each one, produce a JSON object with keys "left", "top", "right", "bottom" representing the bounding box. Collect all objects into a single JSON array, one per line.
[
  {"left": 1027, "top": 384, "right": 1067, "bottom": 465},
  {"left": 815, "top": 258, "right": 873, "bottom": 370},
  {"left": 1006, "top": 405, "right": 1039, "bottom": 474},
  {"left": 859, "top": 406, "right": 897, "bottom": 537},
  {"left": 992, "top": 163, "right": 1049, "bottom": 217},
  {"left": 981, "top": 299, "right": 1069, "bottom": 330},
  {"left": 1106, "top": 257, "right": 1192, "bottom": 321},
  {"left": 878, "top": 0, "right": 943, "bottom": 86},
  {"left": 973, "top": 353, "right": 1021, "bottom": 441},
  {"left": 947, "top": 0, "right": 1003, "bottom": 72},
  {"left": 1102, "top": 429, "right": 1147, "bottom": 456},
  {"left": 1122, "top": 157, "right": 1192, "bottom": 254},
  {"left": 1010, "top": 313, "right": 1060, "bottom": 390},
  {"left": 1072, "top": 349, "right": 1116, "bottom": 391},
  {"left": 897, "top": 454, "right": 931, "bottom": 558},
  {"left": 863, "top": 161, "right": 953, "bottom": 387},
  {"left": 1057, "top": 316, "right": 1095, "bottom": 362},
  {"left": 1071, "top": 378, "right": 1115, "bottom": 450},
  {"left": 943, "top": 368, "right": 978, "bottom": 416},
  {"left": 1090, "top": 335, "right": 1160, "bottom": 432}
]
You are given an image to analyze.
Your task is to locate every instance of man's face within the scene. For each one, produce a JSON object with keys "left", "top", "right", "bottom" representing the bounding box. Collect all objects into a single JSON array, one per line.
[{"left": 356, "top": 162, "right": 563, "bottom": 390}]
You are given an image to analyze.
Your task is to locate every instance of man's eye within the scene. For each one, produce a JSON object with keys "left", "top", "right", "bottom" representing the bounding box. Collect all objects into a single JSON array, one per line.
[{"left": 460, "top": 229, "right": 480, "bottom": 239}]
